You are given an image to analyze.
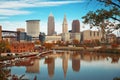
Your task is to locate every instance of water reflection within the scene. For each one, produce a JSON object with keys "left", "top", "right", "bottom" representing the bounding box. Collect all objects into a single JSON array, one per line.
[
  {"left": 72, "top": 53, "right": 80, "bottom": 72},
  {"left": 3, "top": 51, "right": 120, "bottom": 80},
  {"left": 26, "top": 59, "right": 40, "bottom": 73},
  {"left": 62, "top": 52, "right": 69, "bottom": 77},
  {"left": 44, "top": 57, "right": 55, "bottom": 78}
]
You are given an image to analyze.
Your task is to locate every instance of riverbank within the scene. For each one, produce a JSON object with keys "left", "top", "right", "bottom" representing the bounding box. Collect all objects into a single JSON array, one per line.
[{"left": 52, "top": 46, "right": 120, "bottom": 53}]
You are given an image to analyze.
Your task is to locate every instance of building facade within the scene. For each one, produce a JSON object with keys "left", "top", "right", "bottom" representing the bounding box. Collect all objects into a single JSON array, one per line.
[
  {"left": 72, "top": 20, "right": 80, "bottom": 33},
  {"left": 45, "top": 36, "right": 61, "bottom": 43},
  {"left": 17, "top": 32, "right": 32, "bottom": 42},
  {"left": 26, "top": 20, "right": 40, "bottom": 37},
  {"left": 10, "top": 42, "right": 34, "bottom": 53},
  {"left": 70, "top": 33, "right": 81, "bottom": 42},
  {"left": 17, "top": 28, "right": 25, "bottom": 32},
  {"left": 48, "top": 13, "right": 55, "bottom": 36},
  {"left": 62, "top": 33, "right": 70, "bottom": 41},
  {"left": 62, "top": 14, "right": 68, "bottom": 33},
  {"left": 81, "top": 30, "right": 102, "bottom": 42}
]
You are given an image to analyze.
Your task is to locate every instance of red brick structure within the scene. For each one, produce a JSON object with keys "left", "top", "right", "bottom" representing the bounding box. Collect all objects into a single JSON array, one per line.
[{"left": 10, "top": 42, "right": 34, "bottom": 53}]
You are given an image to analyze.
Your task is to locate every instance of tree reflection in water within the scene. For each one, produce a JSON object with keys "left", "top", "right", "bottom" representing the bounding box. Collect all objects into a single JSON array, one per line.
[{"left": 1, "top": 51, "right": 120, "bottom": 80}]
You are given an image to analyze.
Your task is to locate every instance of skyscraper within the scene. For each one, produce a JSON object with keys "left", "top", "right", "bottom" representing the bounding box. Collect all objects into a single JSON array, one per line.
[
  {"left": 72, "top": 20, "right": 80, "bottom": 33},
  {"left": 48, "top": 13, "right": 55, "bottom": 36},
  {"left": 26, "top": 20, "right": 40, "bottom": 37},
  {"left": 62, "top": 14, "right": 68, "bottom": 33}
]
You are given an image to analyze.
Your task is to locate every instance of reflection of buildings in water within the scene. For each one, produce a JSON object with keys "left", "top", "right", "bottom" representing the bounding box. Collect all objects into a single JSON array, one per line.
[
  {"left": 26, "top": 59, "right": 40, "bottom": 73},
  {"left": 111, "top": 56, "right": 119, "bottom": 63},
  {"left": 82, "top": 53, "right": 92, "bottom": 61},
  {"left": 62, "top": 53, "right": 70, "bottom": 78},
  {"left": 44, "top": 57, "right": 55, "bottom": 78},
  {"left": 81, "top": 52, "right": 120, "bottom": 63},
  {"left": 82, "top": 53, "right": 105, "bottom": 61},
  {"left": 72, "top": 53, "right": 80, "bottom": 72},
  {"left": 15, "top": 58, "right": 33, "bottom": 66}
]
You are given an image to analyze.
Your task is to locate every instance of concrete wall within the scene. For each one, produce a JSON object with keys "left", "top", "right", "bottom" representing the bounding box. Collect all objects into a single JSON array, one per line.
[
  {"left": 26, "top": 20, "right": 40, "bottom": 37},
  {"left": 82, "top": 30, "right": 102, "bottom": 41},
  {"left": 70, "top": 33, "right": 81, "bottom": 42},
  {"left": 45, "top": 36, "right": 61, "bottom": 43},
  {"left": 62, "top": 33, "right": 70, "bottom": 41}
]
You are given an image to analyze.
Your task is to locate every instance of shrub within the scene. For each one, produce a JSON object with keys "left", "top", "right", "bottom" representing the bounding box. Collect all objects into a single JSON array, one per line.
[{"left": 111, "top": 43, "right": 118, "bottom": 48}]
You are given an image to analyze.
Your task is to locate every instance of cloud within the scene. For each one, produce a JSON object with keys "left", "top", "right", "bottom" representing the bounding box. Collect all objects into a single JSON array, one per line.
[
  {"left": 0, "top": 0, "right": 83, "bottom": 16},
  {"left": 0, "top": 9, "right": 31, "bottom": 16},
  {"left": 0, "top": 21, "right": 26, "bottom": 31},
  {"left": 0, "top": 0, "right": 83, "bottom": 8}
]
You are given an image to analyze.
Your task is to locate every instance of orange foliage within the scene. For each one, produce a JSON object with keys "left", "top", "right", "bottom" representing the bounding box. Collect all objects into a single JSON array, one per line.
[
  {"left": 111, "top": 43, "right": 118, "bottom": 48},
  {"left": 44, "top": 43, "right": 54, "bottom": 50}
]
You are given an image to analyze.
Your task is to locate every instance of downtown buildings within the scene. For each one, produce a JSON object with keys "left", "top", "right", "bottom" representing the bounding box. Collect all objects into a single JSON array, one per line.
[{"left": 0, "top": 13, "right": 114, "bottom": 53}]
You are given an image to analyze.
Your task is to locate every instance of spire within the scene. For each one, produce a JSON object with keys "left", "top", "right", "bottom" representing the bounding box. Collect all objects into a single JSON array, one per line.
[
  {"left": 63, "top": 14, "right": 67, "bottom": 23},
  {"left": 49, "top": 12, "right": 53, "bottom": 17},
  {"left": 62, "top": 14, "right": 68, "bottom": 33}
]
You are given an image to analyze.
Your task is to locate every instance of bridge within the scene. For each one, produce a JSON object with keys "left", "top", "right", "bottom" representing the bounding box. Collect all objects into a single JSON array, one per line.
[{"left": 2, "top": 30, "right": 19, "bottom": 38}]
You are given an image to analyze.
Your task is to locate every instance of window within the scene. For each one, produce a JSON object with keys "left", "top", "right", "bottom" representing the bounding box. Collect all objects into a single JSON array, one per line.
[
  {"left": 97, "top": 32, "right": 99, "bottom": 36},
  {"left": 90, "top": 31, "right": 92, "bottom": 36},
  {"left": 94, "top": 32, "right": 95, "bottom": 36}
]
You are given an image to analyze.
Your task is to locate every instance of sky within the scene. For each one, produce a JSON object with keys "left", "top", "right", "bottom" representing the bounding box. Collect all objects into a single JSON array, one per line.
[{"left": 0, "top": 0, "right": 117, "bottom": 35}]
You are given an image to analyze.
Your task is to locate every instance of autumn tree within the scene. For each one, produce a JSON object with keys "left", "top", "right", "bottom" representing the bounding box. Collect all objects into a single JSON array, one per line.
[
  {"left": 0, "top": 40, "right": 11, "bottom": 56},
  {"left": 44, "top": 43, "right": 54, "bottom": 50},
  {"left": 72, "top": 39, "right": 80, "bottom": 47},
  {"left": 82, "top": 0, "right": 120, "bottom": 43}
]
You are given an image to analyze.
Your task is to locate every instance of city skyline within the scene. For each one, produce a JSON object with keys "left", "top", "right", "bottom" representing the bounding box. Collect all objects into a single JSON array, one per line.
[{"left": 0, "top": 0, "right": 112, "bottom": 34}]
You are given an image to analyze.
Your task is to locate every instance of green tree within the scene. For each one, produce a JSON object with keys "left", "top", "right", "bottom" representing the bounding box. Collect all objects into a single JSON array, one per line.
[{"left": 39, "top": 32, "right": 46, "bottom": 45}]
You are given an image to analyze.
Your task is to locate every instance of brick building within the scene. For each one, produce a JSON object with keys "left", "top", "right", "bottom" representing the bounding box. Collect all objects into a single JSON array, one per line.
[{"left": 10, "top": 42, "right": 34, "bottom": 53}]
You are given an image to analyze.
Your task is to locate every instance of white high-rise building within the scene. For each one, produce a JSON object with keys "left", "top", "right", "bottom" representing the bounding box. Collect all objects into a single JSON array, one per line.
[
  {"left": 48, "top": 13, "right": 55, "bottom": 36},
  {"left": 62, "top": 14, "right": 68, "bottom": 33},
  {"left": 26, "top": 20, "right": 40, "bottom": 37}
]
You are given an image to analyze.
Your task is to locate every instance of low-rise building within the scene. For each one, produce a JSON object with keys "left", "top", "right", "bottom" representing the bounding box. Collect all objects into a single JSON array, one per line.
[
  {"left": 70, "top": 33, "right": 81, "bottom": 42},
  {"left": 61, "top": 33, "right": 70, "bottom": 41},
  {"left": 45, "top": 36, "right": 61, "bottom": 43},
  {"left": 10, "top": 42, "right": 34, "bottom": 53},
  {"left": 81, "top": 30, "right": 102, "bottom": 42}
]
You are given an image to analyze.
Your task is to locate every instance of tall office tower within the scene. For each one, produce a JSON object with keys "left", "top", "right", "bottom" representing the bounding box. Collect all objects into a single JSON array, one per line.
[
  {"left": 48, "top": 13, "right": 55, "bottom": 36},
  {"left": 17, "top": 28, "right": 25, "bottom": 32},
  {"left": 62, "top": 14, "right": 68, "bottom": 33},
  {"left": 72, "top": 20, "right": 80, "bottom": 33},
  {"left": 26, "top": 20, "right": 40, "bottom": 37},
  {"left": 0, "top": 25, "right": 2, "bottom": 41}
]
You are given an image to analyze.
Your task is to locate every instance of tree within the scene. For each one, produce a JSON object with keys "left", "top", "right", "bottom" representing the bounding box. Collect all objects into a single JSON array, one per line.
[
  {"left": 44, "top": 43, "right": 53, "bottom": 50},
  {"left": 39, "top": 32, "right": 46, "bottom": 45},
  {"left": 82, "top": 0, "right": 120, "bottom": 43},
  {"left": 0, "top": 40, "right": 11, "bottom": 56},
  {"left": 72, "top": 39, "right": 80, "bottom": 47}
]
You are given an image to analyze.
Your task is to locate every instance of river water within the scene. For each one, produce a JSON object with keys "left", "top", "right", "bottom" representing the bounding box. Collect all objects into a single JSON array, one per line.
[{"left": 5, "top": 51, "right": 120, "bottom": 80}]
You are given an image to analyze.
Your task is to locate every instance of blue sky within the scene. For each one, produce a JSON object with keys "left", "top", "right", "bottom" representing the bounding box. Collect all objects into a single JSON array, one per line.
[{"left": 0, "top": 0, "right": 113, "bottom": 34}]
